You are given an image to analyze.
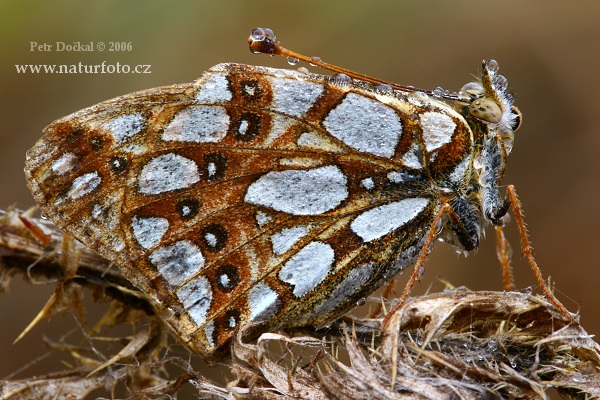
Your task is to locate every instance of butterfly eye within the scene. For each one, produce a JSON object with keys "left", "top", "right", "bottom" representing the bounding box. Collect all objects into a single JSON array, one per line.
[{"left": 468, "top": 97, "right": 503, "bottom": 123}]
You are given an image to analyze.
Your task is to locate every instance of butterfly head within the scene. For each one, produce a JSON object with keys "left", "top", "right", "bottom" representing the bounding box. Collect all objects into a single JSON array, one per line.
[{"left": 461, "top": 60, "right": 521, "bottom": 155}]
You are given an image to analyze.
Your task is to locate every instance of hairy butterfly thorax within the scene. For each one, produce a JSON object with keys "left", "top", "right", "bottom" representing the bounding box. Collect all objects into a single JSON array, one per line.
[{"left": 24, "top": 27, "right": 571, "bottom": 359}]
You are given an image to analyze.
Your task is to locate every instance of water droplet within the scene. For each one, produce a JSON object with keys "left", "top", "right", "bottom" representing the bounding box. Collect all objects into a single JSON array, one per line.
[
  {"left": 250, "top": 27, "right": 266, "bottom": 42},
  {"left": 408, "top": 91, "right": 429, "bottom": 102},
  {"left": 486, "top": 59, "right": 499, "bottom": 73},
  {"left": 330, "top": 73, "right": 352, "bottom": 86},
  {"left": 375, "top": 83, "right": 393, "bottom": 95},
  {"left": 297, "top": 67, "right": 309, "bottom": 74},
  {"left": 263, "top": 28, "right": 276, "bottom": 41},
  {"left": 287, "top": 56, "right": 299, "bottom": 66},
  {"left": 40, "top": 213, "right": 48, "bottom": 220},
  {"left": 493, "top": 74, "right": 508, "bottom": 91},
  {"left": 356, "top": 298, "right": 366, "bottom": 306},
  {"left": 460, "top": 82, "right": 482, "bottom": 95},
  {"left": 309, "top": 56, "right": 321, "bottom": 66},
  {"left": 432, "top": 86, "right": 445, "bottom": 96},
  {"left": 525, "top": 287, "right": 533, "bottom": 295},
  {"left": 572, "top": 372, "right": 584, "bottom": 383}
]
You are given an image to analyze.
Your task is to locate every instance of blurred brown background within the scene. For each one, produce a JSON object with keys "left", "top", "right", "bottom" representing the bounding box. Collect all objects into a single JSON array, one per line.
[{"left": 1, "top": 0, "right": 598, "bottom": 384}]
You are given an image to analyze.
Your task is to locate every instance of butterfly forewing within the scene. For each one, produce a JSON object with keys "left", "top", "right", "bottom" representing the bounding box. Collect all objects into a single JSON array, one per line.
[{"left": 25, "top": 63, "right": 475, "bottom": 357}]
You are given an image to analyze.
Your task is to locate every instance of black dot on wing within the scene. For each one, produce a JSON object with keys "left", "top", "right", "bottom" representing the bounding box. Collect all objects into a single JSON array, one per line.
[
  {"left": 201, "top": 223, "right": 228, "bottom": 252},
  {"left": 232, "top": 112, "right": 262, "bottom": 142},
  {"left": 203, "top": 153, "right": 227, "bottom": 181},
  {"left": 90, "top": 134, "right": 106, "bottom": 151},
  {"left": 215, "top": 263, "right": 239, "bottom": 292},
  {"left": 109, "top": 156, "right": 129, "bottom": 175},
  {"left": 219, "top": 308, "right": 241, "bottom": 331},
  {"left": 176, "top": 198, "right": 201, "bottom": 220},
  {"left": 239, "top": 78, "right": 263, "bottom": 101}
]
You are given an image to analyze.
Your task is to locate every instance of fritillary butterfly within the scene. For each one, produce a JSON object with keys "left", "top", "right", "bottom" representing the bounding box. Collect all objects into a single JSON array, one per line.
[{"left": 24, "top": 27, "right": 572, "bottom": 359}]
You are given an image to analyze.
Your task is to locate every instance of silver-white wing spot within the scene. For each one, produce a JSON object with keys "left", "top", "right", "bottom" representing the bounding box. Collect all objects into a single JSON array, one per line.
[
  {"left": 51, "top": 153, "right": 78, "bottom": 176},
  {"left": 204, "top": 232, "right": 217, "bottom": 247},
  {"left": 228, "top": 316, "right": 237, "bottom": 328},
  {"left": 248, "top": 282, "right": 280, "bottom": 322},
  {"left": 351, "top": 198, "right": 430, "bottom": 242},
  {"left": 245, "top": 166, "right": 348, "bottom": 215},
  {"left": 387, "top": 171, "right": 405, "bottom": 183},
  {"left": 402, "top": 143, "right": 423, "bottom": 169},
  {"left": 256, "top": 211, "right": 272, "bottom": 228},
  {"left": 138, "top": 153, "right": 200, "bottom": 195},
  {"left": 312, "top": 263, "right": 375, "bottom": 318},
  {"left": 271, "top": 225, "right": 309, "bottom": 255},
  {"left": 218, "top": 274, "right": 230, "bottom": 288},
  {"left": 421, "top": 112, "right": 456, "bottom": 152},
  {"left": 450, "top": 155, "right": 471, "bottom": 183},
  {"left": 264, "top": 114, "right": 293, "bottom": 145},
  {"left": 204, "top": 321, "right": 216, "bottom": 348},
  {"left": 195, "top": 73, "right": 232, "bottom": 103},
  {"left": 162, "top": 106, "right": 229, "bottom": 143},
  {"left": 131, "top": 215, "right": 169, "bottom": 249},
  {"left": 67, "top": 172, "right": 101, "bottom": 199},
  {"left": 279, "top": 241, "right": 334, "bottom": 298},
  {"left": 149, "top": 240, "right": 205, "bottom": 287},
  {"left": 360, "top": 177, "right": 375, "bottom": 190},
  {"left": 323, "top": 93, "right": 402, "bottom": 158},
  {"left": 238, "top": 120, "right": 249, "bottom": 135},
  {"left": 268, "top": 77, "right": 324, "bottom": 118},
  {"left": 101, "top": 113, "right": 145, "bottom": 144},
  {"left": 176, "top": 276, "right": 212, "bottom": 325},
  {"left": 207, "top": 162, "right": 217, "bottom": 178}
]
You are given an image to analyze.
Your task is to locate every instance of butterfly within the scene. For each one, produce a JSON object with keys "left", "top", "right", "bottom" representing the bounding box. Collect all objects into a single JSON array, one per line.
[{"left": 25, "top": 27, "right": 571, "bottom": 360}]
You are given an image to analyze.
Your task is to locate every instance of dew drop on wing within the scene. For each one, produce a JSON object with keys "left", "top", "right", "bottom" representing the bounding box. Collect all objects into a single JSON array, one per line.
[
  {"left": 432, "top": 86, "right": 445, "bottom": 96},
  {"left": 287, "top": 56, "right": 299, "bottom": 66},
  {"left": 460, "top": 82, "right": 482, "bottom": 95},
  {"left": 375, "top": 83, "right": 393, "bottom": 95},
  {"left": 331, "top": 73, "right": 352, "bottom": 86}
]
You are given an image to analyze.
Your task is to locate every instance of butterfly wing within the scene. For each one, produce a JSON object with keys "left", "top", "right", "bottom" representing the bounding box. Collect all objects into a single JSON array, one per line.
[{"left": 25, "top": 63, "right": 473, "bottom": 357}]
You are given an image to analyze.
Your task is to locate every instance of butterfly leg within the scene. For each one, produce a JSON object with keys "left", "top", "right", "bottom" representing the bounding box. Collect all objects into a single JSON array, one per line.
[
  {"left": 504, "top": 185, "right": 576, "bottom": 324},
  {"left": 382, "top": 203, "right": 453, "bottom": 328},
  {"left": 495, "top": 224, "right": 515, "bottom": 291}
]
